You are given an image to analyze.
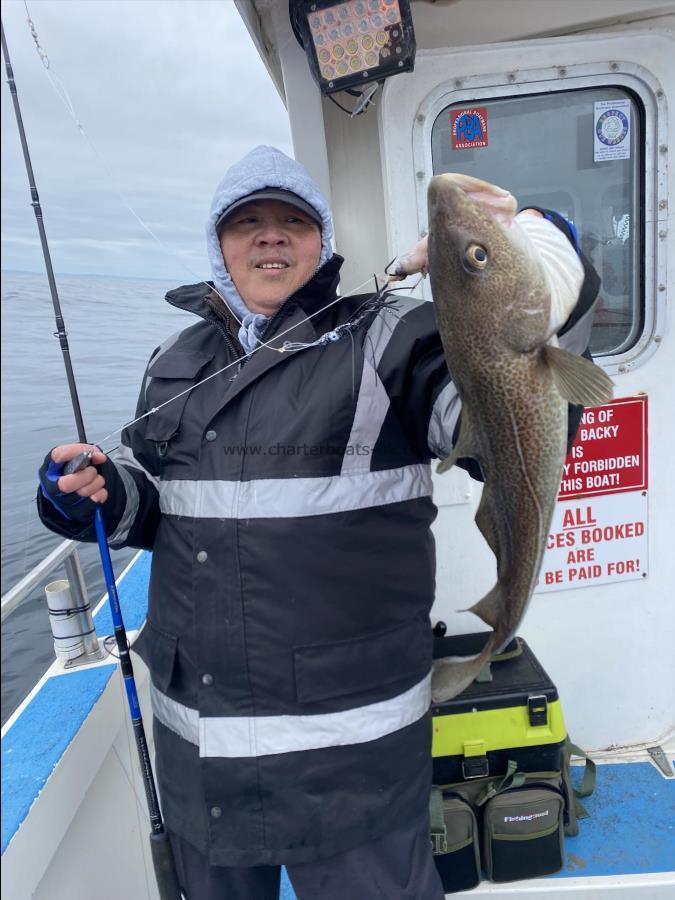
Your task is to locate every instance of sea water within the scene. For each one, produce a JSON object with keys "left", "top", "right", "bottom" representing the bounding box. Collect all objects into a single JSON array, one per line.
[{"left": 1, "top": 270, "right": 197, "bottom": 723}]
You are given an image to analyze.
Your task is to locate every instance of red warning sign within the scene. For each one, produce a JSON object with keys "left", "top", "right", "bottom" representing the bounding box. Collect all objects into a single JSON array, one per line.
[
  {"left": 559, "top": 396, "right": 648, "bottom": 500},
  {"left": 450, "top": 107, "right": 488, "bottom": 150}
]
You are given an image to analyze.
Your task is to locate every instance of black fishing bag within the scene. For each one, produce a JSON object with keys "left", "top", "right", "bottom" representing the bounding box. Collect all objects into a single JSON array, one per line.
[{"left": 429, "top": 632, "right": 595, "bottom": 891}]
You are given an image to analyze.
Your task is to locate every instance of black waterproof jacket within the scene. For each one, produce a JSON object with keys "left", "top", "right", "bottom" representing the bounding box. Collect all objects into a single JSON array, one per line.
[{"left": 38, "top": 247, "right": 599, "bottom": 866}]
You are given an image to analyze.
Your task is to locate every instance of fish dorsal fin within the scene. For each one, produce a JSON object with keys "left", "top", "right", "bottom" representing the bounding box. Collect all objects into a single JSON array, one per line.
[
  {"left": 437, "top": 407, "right": 477, "bottom": 474},
  {"left": 542, "top": 345, "right": 614, "bottom": 407}
]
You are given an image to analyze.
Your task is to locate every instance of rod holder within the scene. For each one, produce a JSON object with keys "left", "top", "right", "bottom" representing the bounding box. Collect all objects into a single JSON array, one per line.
[
  {"left": 45, "top": 579, "right": 86, "bottom": 660},
  {"left": 64, "top": 551, "right": 101, "bottom": 658}
]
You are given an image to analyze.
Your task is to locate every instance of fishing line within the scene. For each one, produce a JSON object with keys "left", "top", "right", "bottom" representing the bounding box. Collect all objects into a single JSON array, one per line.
[
  {"left": 20, "top": 3, "right": 425, "bottom": 453},
  {"left": 22, "top": 1, "right": 244, "bottom": 330},
  {"left": 92, "top": 273, "right": 423, "bottom": 451},
  {"left": 21, "top": 3, "right": 425, "bottom": 352},
  {"left": 93, "top": 271, "right": 391, "bottom": 449}
]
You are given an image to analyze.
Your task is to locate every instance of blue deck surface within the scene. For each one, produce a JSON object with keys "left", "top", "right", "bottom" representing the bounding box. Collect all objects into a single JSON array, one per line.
[
  {"left": 281, "top": 868, "right": 296, "bottom": 899},
  {"left": 92, "top": 549, "right": 152, "bottom": 635},
  {"left": 1, "top": 666, "right": 115, "bottom": 853},
  {"left": 1, "top": 551, "right": 151, "bottom": 853},
  {"left": 3, "top": 550, "right": 674, "bottom": 893},
  {"left": 553, "top": 760, "right": 675, "bottom": 878}
]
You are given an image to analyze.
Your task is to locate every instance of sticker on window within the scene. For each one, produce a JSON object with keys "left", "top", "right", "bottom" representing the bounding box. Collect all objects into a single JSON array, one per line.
[
  {"left": 594, "top": 99, "right": 631, "bottom": 162},
  {"left": 451, "top": 107, "right": 488, "bottom": 150}
]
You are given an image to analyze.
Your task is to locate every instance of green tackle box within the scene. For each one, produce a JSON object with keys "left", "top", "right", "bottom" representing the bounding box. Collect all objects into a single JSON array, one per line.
[{"left": 431, "top": 632, "right": 567, "bottom": 784}]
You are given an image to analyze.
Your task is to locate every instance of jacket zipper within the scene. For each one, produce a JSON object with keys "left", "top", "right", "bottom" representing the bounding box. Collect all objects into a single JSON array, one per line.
[
  {"left": 174, "top": 260, "right": 339, "bottom": 373},
  {"left": 203, "top": 274, "right": 317, "bottom": 377},
  {"left": 205, "top": 316, "right": 246, "bottom": 380}
]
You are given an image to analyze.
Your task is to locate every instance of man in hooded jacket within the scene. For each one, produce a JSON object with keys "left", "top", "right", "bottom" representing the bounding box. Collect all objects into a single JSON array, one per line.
[{"left": 38, "top": 146, "right": 600, "bottom": 900}]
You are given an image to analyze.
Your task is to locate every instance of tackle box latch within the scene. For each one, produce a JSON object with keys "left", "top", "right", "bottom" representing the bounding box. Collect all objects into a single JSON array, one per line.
[
  {"left": 462, "top": 740, "right": 489, "bottom": 779},
  {"left": 527, "top": 694, "right": 548, "bottom": 727}
]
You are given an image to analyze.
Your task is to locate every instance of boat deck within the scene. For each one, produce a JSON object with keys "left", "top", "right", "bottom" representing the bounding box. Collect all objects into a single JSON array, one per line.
[{"left": 2, "top": 550, "right": 674, "bottom": 898}]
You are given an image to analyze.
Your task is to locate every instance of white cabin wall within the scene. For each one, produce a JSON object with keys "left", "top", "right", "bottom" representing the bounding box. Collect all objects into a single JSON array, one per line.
[
  {"left": 322, "top": 99, "right": 390, "bottom": 295},
  {"left": 591, "top": 12, "right": 675, "bottom": 33},
  {"left": 234, "top": 0, "right": 286, "bottom": 102},
  {"left": 270, "top": 3, "right": 333, "bottom": 208},
  {"left": 410, "top": 0, "right": 674, "bottom": 49},
  {"left": 247, "top": 1, "right": 388, "bottom": 287}
]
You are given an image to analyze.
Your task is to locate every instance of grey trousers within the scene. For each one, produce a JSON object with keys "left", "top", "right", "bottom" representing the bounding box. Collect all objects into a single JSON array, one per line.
[{"left": 169, "top": 812, "right": 445, "bottom": 900}]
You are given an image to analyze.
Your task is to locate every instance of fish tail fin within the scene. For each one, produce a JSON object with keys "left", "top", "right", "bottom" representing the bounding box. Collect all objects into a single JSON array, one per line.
[
  {"left": 431, "top": 633, "right": 499, "bottom": 703},
  {"left": 542, "top": 345, "right": 614, "bottom": 407}
]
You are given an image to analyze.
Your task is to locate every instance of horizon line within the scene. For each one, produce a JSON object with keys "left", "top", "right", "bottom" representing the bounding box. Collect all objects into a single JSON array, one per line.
[{"left": 1, "top": 268, "right": 204, "bottom": 283}]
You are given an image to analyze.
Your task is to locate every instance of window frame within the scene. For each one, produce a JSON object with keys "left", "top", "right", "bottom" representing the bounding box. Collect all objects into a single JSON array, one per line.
[{"left": 410, "top": 62, "right": 666, "bottom": 375}]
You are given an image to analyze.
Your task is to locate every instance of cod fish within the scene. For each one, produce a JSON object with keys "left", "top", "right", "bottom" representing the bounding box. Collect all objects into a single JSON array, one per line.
[{"left": 427, "top": 173, "right": 613, "bottom": 704}]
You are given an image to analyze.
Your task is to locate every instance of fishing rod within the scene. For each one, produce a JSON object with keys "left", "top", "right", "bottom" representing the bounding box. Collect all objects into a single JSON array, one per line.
[{"left": 1, "top": 20, "right": 181, "bottom": 900}]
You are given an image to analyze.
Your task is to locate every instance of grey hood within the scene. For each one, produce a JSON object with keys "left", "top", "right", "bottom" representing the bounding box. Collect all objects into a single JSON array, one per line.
[{"left": 206, "top": 145, "right": 334, "bottom": 353}]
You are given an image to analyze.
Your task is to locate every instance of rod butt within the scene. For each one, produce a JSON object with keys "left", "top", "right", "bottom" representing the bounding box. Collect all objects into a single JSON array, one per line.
[{"left": 150, "top": 828, "right": 182, "bottom": 900}]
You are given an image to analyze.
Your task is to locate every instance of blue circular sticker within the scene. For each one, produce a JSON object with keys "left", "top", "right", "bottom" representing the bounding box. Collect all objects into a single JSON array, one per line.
[{"left": 596, "top": 109, "right": 629, "bottom": 146}]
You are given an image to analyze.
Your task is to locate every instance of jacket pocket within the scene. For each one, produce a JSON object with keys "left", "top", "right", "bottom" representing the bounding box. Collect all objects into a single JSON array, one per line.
[
  {"left": 145, "top": 349, "right": 213, "bottom": 442},
  {"left": 133, "top": 618, "right": 178, "bottom": 692},
  {"left": 293, "top": 617, "right": 431, "bottom": 704}
]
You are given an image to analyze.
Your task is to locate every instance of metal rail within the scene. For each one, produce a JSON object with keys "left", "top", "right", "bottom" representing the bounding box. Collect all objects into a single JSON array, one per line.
[{"left": 1, "top": 538, "right": 85, "bottom": 623}]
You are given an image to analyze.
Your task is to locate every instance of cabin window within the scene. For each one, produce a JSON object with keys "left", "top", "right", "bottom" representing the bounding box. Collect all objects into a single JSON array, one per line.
[{"left": 431, "top": 87, "right": 642, "bottom": 358}]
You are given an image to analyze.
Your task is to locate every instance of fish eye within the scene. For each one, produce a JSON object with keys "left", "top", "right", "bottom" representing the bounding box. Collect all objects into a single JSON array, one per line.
[{"left": 464, "top": 243, "right": 488, "bottom": 271}]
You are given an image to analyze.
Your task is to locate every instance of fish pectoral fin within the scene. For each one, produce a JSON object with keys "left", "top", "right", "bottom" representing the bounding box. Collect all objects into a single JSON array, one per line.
[
  {"left": 437, "top": 408, "right": 477, "bottom": 475},
  {"left": 437, "top": 452, "right": 457, "bottom": 475},
  {"left": 468, "top": 583, "right": 503, "bottom": 630},
  {"left": 431, "top": 634, "right": 498, "bottom": 702},
  {"left": 542, "top": 345, "right": 614, "bottom": 407}
]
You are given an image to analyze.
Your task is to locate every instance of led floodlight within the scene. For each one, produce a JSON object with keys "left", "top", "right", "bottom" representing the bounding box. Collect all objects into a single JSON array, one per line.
[{"left": 291, "top": 0, "right": 416, "bottom": 96}]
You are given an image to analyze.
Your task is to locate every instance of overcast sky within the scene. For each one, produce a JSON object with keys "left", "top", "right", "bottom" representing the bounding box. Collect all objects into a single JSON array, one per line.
[{"left": 1, "top": 0, "right": 293, "bottom": 279}]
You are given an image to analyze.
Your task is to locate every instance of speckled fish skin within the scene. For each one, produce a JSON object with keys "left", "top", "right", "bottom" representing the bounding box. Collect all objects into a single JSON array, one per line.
[{"left": 428, "top": 173, "right": 569, "bottom": 704}]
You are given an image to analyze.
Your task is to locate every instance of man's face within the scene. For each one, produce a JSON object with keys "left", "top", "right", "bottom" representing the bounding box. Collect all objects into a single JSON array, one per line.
[{"left": 219, "top": 200, "right": 323, "bottom": 315}]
